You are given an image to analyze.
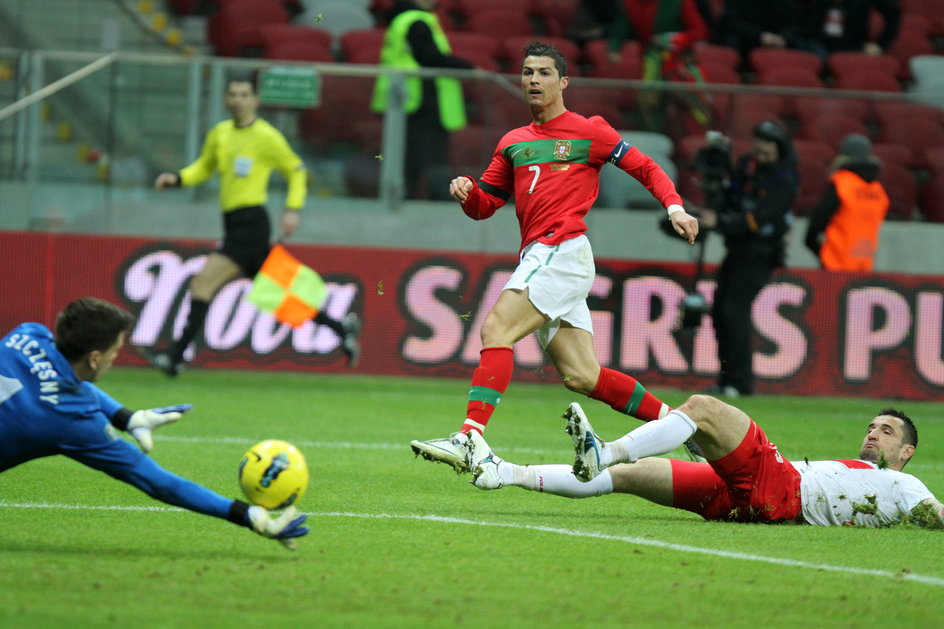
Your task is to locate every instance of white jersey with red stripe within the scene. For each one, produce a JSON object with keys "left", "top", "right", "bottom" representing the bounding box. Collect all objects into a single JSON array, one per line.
[{"left": 796, "top": 459, "right": 934, "bottom": 527}]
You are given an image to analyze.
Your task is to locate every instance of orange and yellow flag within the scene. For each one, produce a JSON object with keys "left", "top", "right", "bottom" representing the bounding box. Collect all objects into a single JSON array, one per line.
[{"left": 247, "top": 244, "right": 327, "bottom": 328}]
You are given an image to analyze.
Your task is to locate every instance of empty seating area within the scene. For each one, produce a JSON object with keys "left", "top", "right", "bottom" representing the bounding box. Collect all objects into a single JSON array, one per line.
[{"left": 167, "top": 0, "right": 944, "bottom": 220}]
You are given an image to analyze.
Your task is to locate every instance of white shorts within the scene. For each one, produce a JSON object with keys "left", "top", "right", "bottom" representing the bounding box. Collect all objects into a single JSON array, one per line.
[{"left": 504, "top": 235, "right": 595, "bottom": 348}]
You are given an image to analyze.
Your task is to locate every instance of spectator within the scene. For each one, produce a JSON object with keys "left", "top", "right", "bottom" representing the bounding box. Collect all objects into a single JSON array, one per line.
[
  {"left": 371, "top": 0, "right": 472, "bottom": 200},
  {"left": 795, "top": 0, "right": 901, "bottom": 60},
  {"left": 697, "top": 121, "right": 798, "bottom": 397},
  {"left": 715, "top": 0, "right": 801, "bottom": 64},
  {"left": 805, "top": 133, "right": 889, "bottom": 271},
  {"left": 606, "top": 0, "right": 711, "bottom": 130}
]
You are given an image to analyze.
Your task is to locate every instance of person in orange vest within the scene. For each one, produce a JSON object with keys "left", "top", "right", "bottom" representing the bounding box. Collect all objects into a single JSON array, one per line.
[{"left": 804, "top": 133, "right": 889, "bottom": 271}]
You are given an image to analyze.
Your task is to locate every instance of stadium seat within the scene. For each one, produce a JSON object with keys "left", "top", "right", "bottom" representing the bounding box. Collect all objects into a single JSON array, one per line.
[
  {"left": 887, "top": 31, "right": 935, "bottom": 79},
  {"left": 794, "top": 139, "right": 835, "bottom": 168},
  {"left": 207, "top": 0, "right": 291, "bottom": 57},
  {"left": 695, "top": 43, "right": 740, "bottom": 70},
  {"left": 871, "top": 142, "right": 914, "bottom": 170},
  {"left": 925, "top": 146, "right": 944, "bottom": 173},
  {"left": 585, "top": 41, "right": 643, "bottom": 80},
  {"left": 749, "top": 48, "right": 823, "bottom": 77},
  {"left": 453, "top": 0, "right": 530, "bottom": 20},
  {"left": 529, "top": 0, "right": 580, "bottom": 38},
  {"left": 711, "top": 92, "right": 784, "bottom": 133},
  {"left": 754, "top": 66, "right": 825, "bottom": 89},
  {"left": 464, "top": 10, "right": 534, "bottom": 38},
  {"left": 879, "top": 161, "right": 918, "bottom": 220},
  {"left": 338, "top": 27, "right": 385, "bottom": 63},
  {"left": 446, "top": 31, "right": 503, "bottom": 68},
  {"left": 873, "top": 101, "right": 944, "bottom": 130},
  {"left": 827, "top": 52, "right": 899, "bottom": 81},
  {"left": 833, "top": 70, "right": 902, "bottom": 92},
  {"left": 566, "top": 92, "right": 627, "bottom": 128},
  {"left": 899, "top": 13, "right": 933, "bottom": 39},
  {"left": 264, "top": 41, "right": 335, "bottom": 61},
  {"left": 878, "top": 117, "right": 944, "bottom": 170},
  {"left": 699, "top": 62, "right": 741, "bottom": 85},
  {"left": 795, "top": 155, "right": 832, "bottom": 216},
  {"left": 918, "top": 171, "right": 944, "bottom": 222},
  {"left": 791, "top": 96, "right": 871, "bottom": 127},
  {"left": 798, "top": 114, "right": 869, "bottom": 151},
  {"left": 449, "top": 124, "right": 504, "bottom": 173},
  {"left": 902, "top": 0, "right": 944, "bottom": 37},
  {"left": 298, "top": 75, "right": 377, "bottom": 150},
  {"left": 298, "top": 2, "right": 374, "bottom": 38},
  {"left": 584, "top": 39, "right": 641, "bottom": 67},
  {"left": 259, "top": 23, "right": 333, "bottom": 57}
]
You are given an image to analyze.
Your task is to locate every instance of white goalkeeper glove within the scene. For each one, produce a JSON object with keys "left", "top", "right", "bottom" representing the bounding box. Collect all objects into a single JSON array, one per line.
[
  {"left": 247, "top": 505, "right": 310, "bottom": 550},
  {"left": 128, "top": 403, "right": 193, "bottom": 454}
]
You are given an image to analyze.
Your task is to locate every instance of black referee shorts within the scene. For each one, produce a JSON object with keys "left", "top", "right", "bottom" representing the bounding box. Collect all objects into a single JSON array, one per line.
[{"left": 219, "top": 205, "right": 272, "bottom": 277}]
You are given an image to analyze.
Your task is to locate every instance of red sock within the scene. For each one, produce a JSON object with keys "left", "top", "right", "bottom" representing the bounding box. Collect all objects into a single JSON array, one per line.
[
  {"left": 590, "top": 367, "right": 668, "bottom": 422},
  {"left": 462, "top": 346, "right": 514, "bottom": 435}
]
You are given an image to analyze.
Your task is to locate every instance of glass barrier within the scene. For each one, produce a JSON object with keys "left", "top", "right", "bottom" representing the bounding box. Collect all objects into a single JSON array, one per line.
[{"left": 0, "top": 49, "right": 942, "bottom": 237}]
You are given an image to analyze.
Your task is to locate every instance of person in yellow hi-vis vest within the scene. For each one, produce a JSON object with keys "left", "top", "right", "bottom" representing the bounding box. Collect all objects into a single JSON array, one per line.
[
  {"left": 804, "top": 133, "right": 889, "bottom": 272},
  {"left": 145, "top": 76, "right": 361, "bottom": 376},
  {"left": 371, "top": 0, "right": 471, "bottom": 200}
]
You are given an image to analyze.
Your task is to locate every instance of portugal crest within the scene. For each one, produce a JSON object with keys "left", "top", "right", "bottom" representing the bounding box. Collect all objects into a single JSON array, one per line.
[{"left": 553, "top": 140, "right": 572, "bottom": 160}]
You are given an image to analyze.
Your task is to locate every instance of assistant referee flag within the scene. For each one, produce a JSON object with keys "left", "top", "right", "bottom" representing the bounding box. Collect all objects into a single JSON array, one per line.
[{"left": 247, "top": 244, "right": 326, "bottom": 327}]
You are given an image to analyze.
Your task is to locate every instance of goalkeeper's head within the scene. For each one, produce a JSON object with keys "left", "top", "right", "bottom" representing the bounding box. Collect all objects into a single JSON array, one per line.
[{"left": 55, "top": 297, "right": 136, "bottom": 382}]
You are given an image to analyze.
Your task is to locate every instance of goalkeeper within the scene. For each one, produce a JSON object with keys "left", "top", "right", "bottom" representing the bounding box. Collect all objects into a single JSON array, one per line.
[{"left": 0, "top": 297, "right": 308, "bottom": 549}]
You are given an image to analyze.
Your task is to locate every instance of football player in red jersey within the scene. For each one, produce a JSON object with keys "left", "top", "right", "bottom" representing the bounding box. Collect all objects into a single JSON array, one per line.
[{"left": 411, "top": 41, "right": 699, "bottom": 474}]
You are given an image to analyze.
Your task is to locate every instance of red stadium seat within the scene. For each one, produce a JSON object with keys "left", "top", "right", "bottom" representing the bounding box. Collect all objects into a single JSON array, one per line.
[
  {"left": 749, "top": 48, "right": 823, "bottom": 76},
  {"left": 449, "top": 124, "right": 503, "bottom": 173},
  {"left": 585, "top": 40, "right": 643, "bottom": 79},
  {"left": 795, "top": 155, "right": 832, "bottom": 216},
  {"left": 755, "top": 66, "right": 825, "bottom": 88},
  {"left": 259, "top": 24, "right": 333, "bottom": 54},
  {"left": 798, "top": 114, "right": 869, "bottom": 151},
  {"left": 712, "top": 92, "right": 784, "bottom": 132},
  {"left": 699, "top": 62, "right": 741, "bottom": 85},
  {"left": 833, "top": 71, "right": 902, "bottom": 92},
  {"left": 879, "top": 161, "right": 918, "bottom": 220},
  {"left": 871, "top": 142, "right": 914, "bottom": 171},
  {"left": 873, "top": 101, "right": 944, "bottom": 129},
  {"left": 918, "top": 171, "right": 944, "bottom": 222},
  {"left": 338, "top": 27, "right": 386, "bottom": 63},
  {"left": 207, "top": 0, "right": 290, "bottom": 57},
  {"left": 464, "top": 10, "right": 534, "bottom": 38},
  {"left": 791, "top": 96, "right": 871, "bottom": 127},
  {"left": 453, "top": 0, "right": 530, "bottom": 19},
  {"left": 265, "top": 41, "right": 335, "bottom": 62},
  {"left": 695, "top": 43, "right": 740, "bottom": 70},
  {"left": 298, "top": 75, "right": 378, "bottom": 150},
  {"left": 827, "top": 52, "right": 899, "bottom": 81},
  {"left": 794, "top": 139, "right": 835, "bottom": 168},
  {"left": 532, "top": 0, "right": 580, "bottom": 37},
  {"left": 887, "top": 31, "right": 935, "bottom": 79},
  {"left": 878, "top": 117, "right": 944, "bottom": 170},
  {"left": 447, "top": 31, "right": 503, "bottom": 68},
  {"left": 902, "top": 0, "right": 944, "bottom": 37}
]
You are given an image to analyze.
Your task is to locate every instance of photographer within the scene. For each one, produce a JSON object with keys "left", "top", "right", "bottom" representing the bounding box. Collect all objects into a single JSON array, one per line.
[{"left": 697, "top": 120, "right": 798, "bottom": 397}]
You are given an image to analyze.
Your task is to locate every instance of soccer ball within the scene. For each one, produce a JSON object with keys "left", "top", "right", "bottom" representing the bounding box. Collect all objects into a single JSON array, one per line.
[{"left": 238, "top": 439, "right": 309, "bottom": 509}]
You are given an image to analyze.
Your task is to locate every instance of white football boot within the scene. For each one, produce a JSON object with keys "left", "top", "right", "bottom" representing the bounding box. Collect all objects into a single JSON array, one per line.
[
  {"left": 411, "top": 433, "right": 469, "bottom": 473},
  {"left": 564, "top": 402, "right": 606, "bottom": 482},
  {"left": 465, "top": 430, "right": 505, "bottom": 490}
]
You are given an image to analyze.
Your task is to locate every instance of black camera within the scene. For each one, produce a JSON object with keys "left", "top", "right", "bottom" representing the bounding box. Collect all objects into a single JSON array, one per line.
[
  {"left": 679, "top": 291, "right": 710, "bottom": 332},
  {"left": 693, "top": 130, "right": 732, "bottom": 211}
]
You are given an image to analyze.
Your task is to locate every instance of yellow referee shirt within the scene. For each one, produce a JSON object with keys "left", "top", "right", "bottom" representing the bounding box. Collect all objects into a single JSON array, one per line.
[{"left": 179, "top": 118, "right": 307, "bottom": 212}]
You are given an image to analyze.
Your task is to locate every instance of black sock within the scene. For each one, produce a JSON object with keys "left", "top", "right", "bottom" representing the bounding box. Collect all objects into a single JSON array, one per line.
[
  {"left": 313, "top": 310, "right": 344, "bottom": 338},
  {"left": 170, "top": 299, "right": 210, "bottom": 362}
]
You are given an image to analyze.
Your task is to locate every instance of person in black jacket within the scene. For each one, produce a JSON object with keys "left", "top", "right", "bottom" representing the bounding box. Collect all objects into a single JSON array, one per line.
[
  {"left": 795, "top": 0, "right": 901, "bottom": 59},
  {"left": 715, "top": 0, "right": 801, "bottom": 65},
  {"left": 697, "top": 120, "right": 798, "bottom": 397}
]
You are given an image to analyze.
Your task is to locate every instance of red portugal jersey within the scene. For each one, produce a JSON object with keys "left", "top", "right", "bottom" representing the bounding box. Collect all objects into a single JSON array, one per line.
[{"left": 459, "top": 110, "right": 683, "bottom": 251}]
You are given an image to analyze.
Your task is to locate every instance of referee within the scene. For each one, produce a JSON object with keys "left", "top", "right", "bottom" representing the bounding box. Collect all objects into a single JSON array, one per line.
[{"left": 146, "top": 76, "right": 360, "bottom": 376}]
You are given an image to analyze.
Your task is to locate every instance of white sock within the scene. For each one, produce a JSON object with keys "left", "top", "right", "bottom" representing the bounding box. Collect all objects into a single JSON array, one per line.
[
  {"left": 603, "top": 409, "right": 697, "bottom": 465},
  {"left": 504, "top": 463, "right": 613, "bottom": 498}
]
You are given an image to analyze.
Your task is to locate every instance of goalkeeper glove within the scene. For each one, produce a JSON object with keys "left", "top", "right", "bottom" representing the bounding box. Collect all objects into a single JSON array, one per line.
[
  {"left": 128, "top": 403, "right": 193, "bottom": 454},
  {"left": 247, "top": 505, "right": 310, "bottom": 551}
]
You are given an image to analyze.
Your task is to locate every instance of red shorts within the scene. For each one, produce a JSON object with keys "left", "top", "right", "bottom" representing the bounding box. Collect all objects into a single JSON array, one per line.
[{"left": 670, "top": 419, "right": 802, "bottom": 523}]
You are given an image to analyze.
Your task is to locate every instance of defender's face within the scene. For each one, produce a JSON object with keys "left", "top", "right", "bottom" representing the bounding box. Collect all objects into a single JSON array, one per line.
[
  {"left": 225, "top": 81, "right": 259, "bottom": 121},
  {"left": 521, "top": 55, "right": 567, "bottom": 108},
  {"left": 859, "top": 415, "right": 914, "bottom": 470}
]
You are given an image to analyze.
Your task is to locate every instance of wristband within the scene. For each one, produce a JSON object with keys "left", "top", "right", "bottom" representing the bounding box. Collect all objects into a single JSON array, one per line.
[{"left": 667, "top": 204, "right": 685, "bottom": 217}]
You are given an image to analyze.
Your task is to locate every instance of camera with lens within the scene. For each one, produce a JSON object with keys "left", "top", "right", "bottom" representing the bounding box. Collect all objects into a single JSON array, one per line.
[
  {"left": 693, "top": 130, "right": 732, "bottom": 211},
  {"left": 678, "top": 291, "right": 710, "bottom": 331}
]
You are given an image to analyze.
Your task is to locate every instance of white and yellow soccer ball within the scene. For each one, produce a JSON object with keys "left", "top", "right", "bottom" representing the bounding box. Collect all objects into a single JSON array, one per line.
[{"left": 238, "top": 440, "right": 309, "bottom": 509}]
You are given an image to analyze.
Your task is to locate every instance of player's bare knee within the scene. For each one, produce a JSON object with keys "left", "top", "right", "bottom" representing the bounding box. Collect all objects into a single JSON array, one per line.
[
  {"left": 561, "top": 372, "right": 593, "bottom": 395},
  {"left": 677, "top": 394, "right": 724, "bottom": 429}
]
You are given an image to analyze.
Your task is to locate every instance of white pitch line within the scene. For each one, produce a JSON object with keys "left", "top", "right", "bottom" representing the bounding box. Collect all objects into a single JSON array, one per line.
[{"left": 1, "top": 502, "right": 942, "bottom": 587}]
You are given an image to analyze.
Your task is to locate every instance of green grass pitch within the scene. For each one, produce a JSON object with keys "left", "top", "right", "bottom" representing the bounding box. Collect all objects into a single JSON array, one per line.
[{"left": 1, "top": 367, "right": 942, "bottom": 628}]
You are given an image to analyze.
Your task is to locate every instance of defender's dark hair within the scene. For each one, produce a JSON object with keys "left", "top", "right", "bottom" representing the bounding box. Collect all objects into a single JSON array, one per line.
[
  {"left": 523, "top": 41, "right": 568, "bottom": 78},
  {"left": 879, "top": 407, "right": 918, "bottom": 447},
  {"left": 55, "top": 297, "right": 136, "bottom": 363}
]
